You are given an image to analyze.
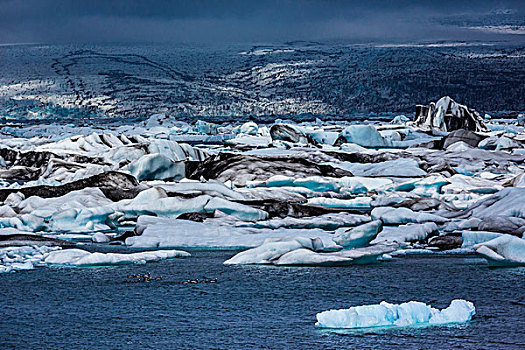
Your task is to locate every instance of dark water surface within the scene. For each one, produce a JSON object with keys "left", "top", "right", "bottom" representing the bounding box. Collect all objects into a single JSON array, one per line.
[{"left": 1, "top": 252, "right": 524, "bottom": 349}]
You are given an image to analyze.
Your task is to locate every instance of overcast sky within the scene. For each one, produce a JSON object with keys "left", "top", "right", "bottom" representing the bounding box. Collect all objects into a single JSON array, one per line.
[{"left": 0, "top": 0, "right": 524, "bottom": 44}]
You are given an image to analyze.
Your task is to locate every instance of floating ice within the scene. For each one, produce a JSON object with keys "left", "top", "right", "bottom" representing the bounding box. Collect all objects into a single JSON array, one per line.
[
  {"left": 228, "top": 135, "right": 272, "bottom": 148},
  {"left": 247, "top": 175, "right": 392, "bottom": 195},
  {"left": 92, "top": 232, "right": 111, "bottom": 243},
  {"left": 400, "top": 175, "right": 450, "bottom": 196},
  {"left": 44, "top": 248, "right": 190, "bottom": 267},
  {"left": 461, "top": 188, "right": 525, "bottom": 220},
  {"left": 337, "top": 177, "right": 392, "bottom": 194},
  {"left": 391, "top": 115, "right": 410, "bottom": 124},
  {"left": 195, "top": 120, "right": 218, "bottom": 135},
  {"left": 414, "top": 96, "right": 487, "bottom": 132},
  {"left": 242, "top": 213, "right": 371, "bottom": 231},
  {"left": 316, "top": 299, "right": 475, "bottom": 329},
  {"left": 479, "top": 136, "right": 521, "bottom": 151},
  {"left": 339, "top": 125, "right": 393, "bottom": 148},
  {"left": 0, "top": 187, "right": 267, "bottom": 233},
  {"left": 223, "top": 237, "right": 323, "bottom": 265},
  {"left": 461, "top": 231, "right": 504, "bottom": 247},
  {"left": 127, "top": 216, "right": 337, "bottom": 249},
  {"left": 224, "top": 236, "right": 396, "bottom": 266},
  {"left": 442, "top": 174, "right": 503, "bottom": 194},
  {"left": 269, "top": 124, "right": 313, "bottom": 145},
  {"left": 474, "top": 235, "right": 525, "bottom": 266},
  {"left": 371, "top": 222, "right": 438, "bottom": 244},
  {"left": 333, "top": 220, "right": 383, "bottom": 248},
  {"left": 273, "top": 244, "right": 395, "bottom": 266},
  {"left": 307, "top": 197, "right": 372, "bottom": 209},
  {"left": 332, "top": 158, "right": 426, "bottom": 178},
  {"left": 0, "top": 99, "right": 524, "bottom": 261},
  {"left": 371, "top": 207, "right": 449, "bottom": 225},
  {"left": 0, "top": 245, "right": 60, "bottom": 273},
  {"left": 126, "top": 153, "right": 185, "bottom": 181},
  {"left": 239, "top": 121, "right": 259, "bottom": 135},
  {"left": 147, "top": 180, "right": 245, "bottom": 201}
]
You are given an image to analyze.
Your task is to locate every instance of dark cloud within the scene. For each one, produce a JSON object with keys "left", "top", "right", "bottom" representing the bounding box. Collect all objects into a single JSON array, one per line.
[{"left": 0, "top": 0, "right": 524, "bottom": 43}]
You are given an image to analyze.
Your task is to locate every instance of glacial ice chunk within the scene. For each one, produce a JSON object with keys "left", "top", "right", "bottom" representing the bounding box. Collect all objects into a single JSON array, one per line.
[
  {"left": 474, "top": 235, "right": 525, "bottom": 266},
  {"left": 223, "top": 237, "right": 321, "bottom": 265},
  {"left": 461, "top": 231, "right": 504, "bottom": 248},
  {"left": 224, "top": 236, "right": 397, "bottom": 266},
  {"left": 2, "top": 187, "right": 267, "bottom": 233},
  {"left": 333, "top": 220, "right": 383, "bottom": 248},
  {"left": 127, "top": 216, "right": 335, "bottom": 249},
  {"left": 371, "top": 222, "right": 438, "bottom": 244},
  {"left": 195, "top": 120, "right": 218, "bottom": 135},
  {"left": 269, "top": 124, "right": 313, "bottom": 144},
  {"left": 333, "top": 159, "right": 426, "bottom": 178},
  {"left": 462, "top": 188, "right": 525, "bottom": 220},
  {"left": 126, "top": 153, "right": 185, "bottom": 181},
  {"left": 337, "top": 176, "right": 392, "bottom": 194},
  {"left": 92, "top": 232, "right": 111, "bottom": 243},
  {"left": 307, "top": 197, "right": 372, "bottom": 209},
  {"left": 0, "top": 245, "right": 61, "bottom": 273},
  {"left": 243, "top": 213, "right": 371, "bottom": 231},
  {"left": 44, "top": 248, "right": 190, "bottom": 267},
  {"left": 316, "top": 299, "right": 475, "bottom": 329},
  {"left": 273, "top": 244, "right": 396, "bottom": 266},
  {"left": 391, "top": 115, "right": 410, "bottom": 124},
  {"left": 339, "top": 125, "right": 393, "bottom": 148},
  {"left": 239, "top": 121, "right": 259, "bottom": 135},
  {"left": 371, "top": 207, "right": 449, "bottom": 225},
  {"left": 414, "top": 96, "right": 488, "bottom": 132}
]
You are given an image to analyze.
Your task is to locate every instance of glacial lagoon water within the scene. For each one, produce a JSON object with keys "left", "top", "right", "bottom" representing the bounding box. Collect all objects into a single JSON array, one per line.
[{"left": 1, "top": 252, "right": 524, "bottom": 349}]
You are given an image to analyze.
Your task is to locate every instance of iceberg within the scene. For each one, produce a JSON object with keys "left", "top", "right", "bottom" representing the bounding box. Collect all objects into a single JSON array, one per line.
[
  {"left": 371, "top": 207, "right": 448, "bottom": 225},
  {"left": 414, "top": 96, "right": 488, "bottom": 132},
  {"left": 228, "top": 134, "right": 272, "bottom": 147},
  {"left": 92, "top": 232, "right": 111, "bottom": 243},
  {"left": 371, "top": 222, "right": 438, "bottom": 244},
  {"left": 0, "top": 245, "right": 60, "bottom": 273},
  {"left": 125, "top": 153, "right": 185, "bottom": 181},
  {"left": 195, "top": 120, "right": 218, "bottom": 135},
  {"left": 338, "top": 125, "right": 393, "bottom": 148},
  {"left": 461, "top": 231, "right": 504, "bottom": 248},
  {"left": 273, "top": 244, "right": 396, "bottom": 266},
  {"left": 224, "top": 236, "right": 397, "bottom": 266},
  {"left": 127, "top": 216, "right": 337, "bottom": 249},
  {"left": 307, "top": 197, "right": 372, "bottom": 209},
  {"left": 337, "top": 176, "right": 392, "bottom": 194},
  {"left": 333, "top": 220, "right": 383, "bottom": 248},
  {"left": 391, "top": 115, "right": 410, "bottom": 124},
  {"left": 44, "top": 248, "right": 190, "bottom": 267},
  {"left": 460, "top": 188, "right": 525, "bottom": 220},
  {"left": 474, "top": 235, "right": 525, "bottom": 266},
  {"left": 1, "top": 186, "right": 267, "bottom": 233},
  {"left": 247, "top": 174, "right": 391, "bottom": 195},
  {"left": 333, "top": 158, "right": 426, "bottom": 178},
  {"left": 239, "top": 121, "right": 259, "bottom": 135},
  {"left": 406, "top": 175, "right": 450, "bottom": 196},
  {"left": 223, "top": 237, "right": 323, "bottom": 265},
  {"left": 316, "top": 299, "right": 475, "bottom": 329},
  {"left": 243, "top": 213, "right": 371, "bottom": 231},
  {"left": 269, "top": 124, "right": 314, "bottom": 145},
  {"left": 147, "top": 180, "right": 245, "bottom": 201}
]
